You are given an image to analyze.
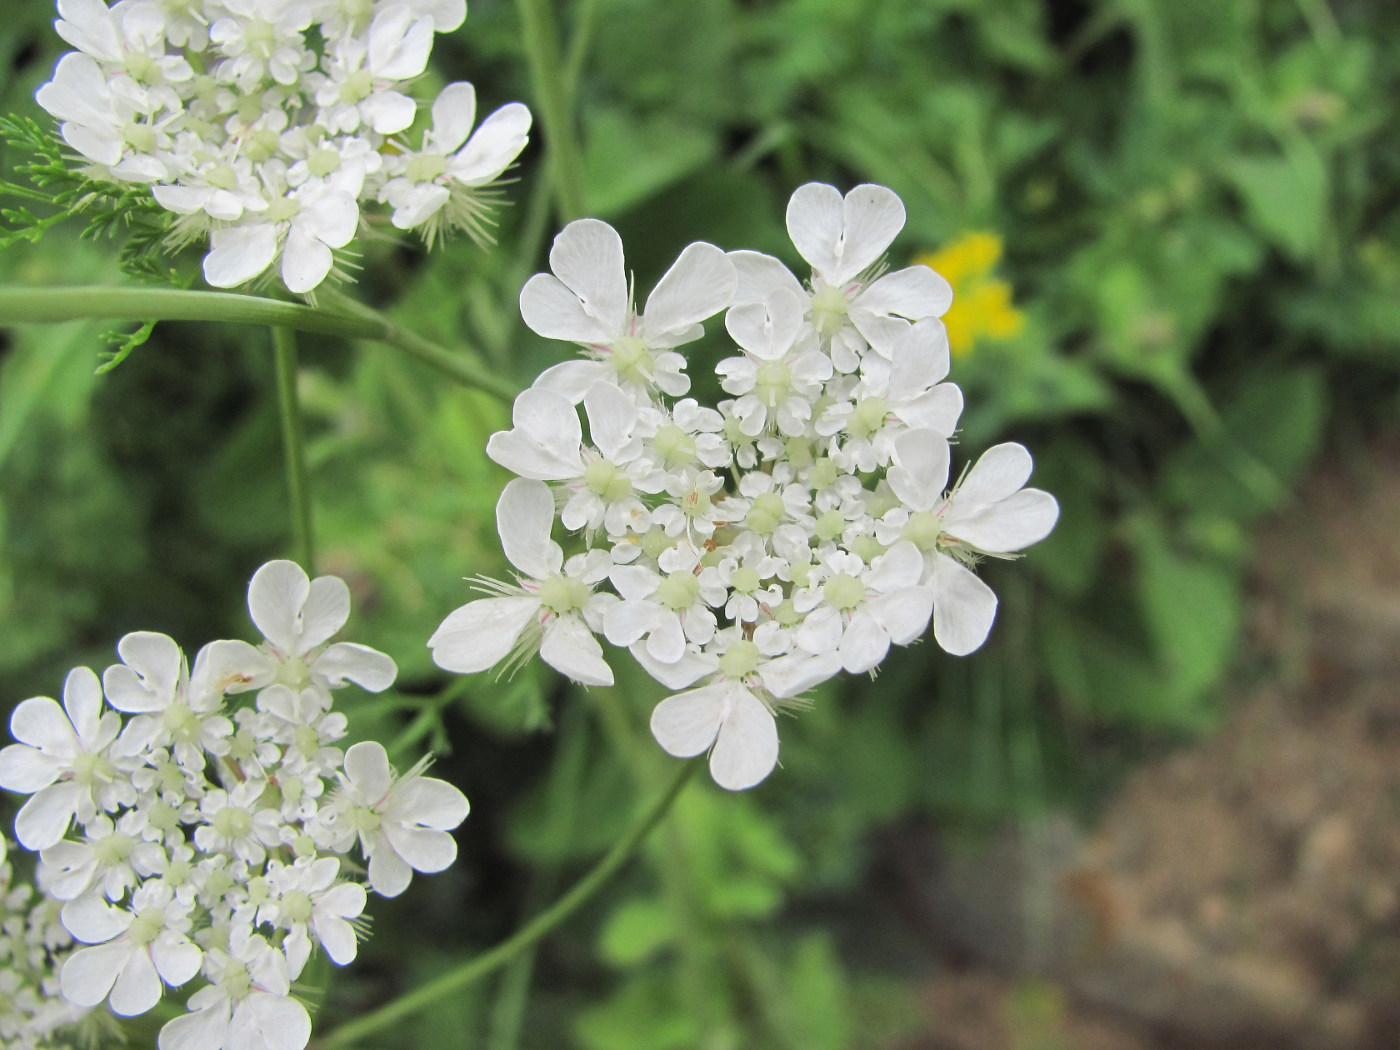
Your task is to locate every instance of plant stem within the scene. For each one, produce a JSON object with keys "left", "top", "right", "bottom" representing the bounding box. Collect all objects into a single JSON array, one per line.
[
  {"left": 272, "top": 327, "right": 316, "bottom": 574},
  {"left": 315, "top": 758, "right": 696, "bottom": 1049},
  {"left": 0, "top": 287, "right": 518, "bottom": 403},
  {"left": 515, "top": 0, "right": 587, "bottom": 221}
]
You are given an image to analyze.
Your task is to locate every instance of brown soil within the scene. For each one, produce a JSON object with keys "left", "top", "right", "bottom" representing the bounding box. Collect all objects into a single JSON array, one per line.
[{"left": 890, "top": 436, "right": 1400, "bottom": 1050}]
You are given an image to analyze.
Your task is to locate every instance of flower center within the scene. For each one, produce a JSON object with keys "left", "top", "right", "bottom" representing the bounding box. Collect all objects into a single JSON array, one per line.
[
  {"left": 902, "top": 510, "right": 945, "bottom": 551},
  {"left": 609, "top": 336, "right": 653, "bottom": 385},
  {"left": 719, "top": 639, "right": 762, "bottom": 679},
  {"left": 93, "top": 830, "right": 135, "bottom": 867},
  {"left": 71, "top": 751, "right": 115, "bottom": 787},
  {"left": 583, "top": 458, "right": 633, "bottom": 501},
  {"left": 128, "top": 907, "right": 166, "bottom": 947},
  {"left": 847, "top": 396, "right": 888, "bottom": 440},
  {"left": 729, "top": 566, "right": 761, "bottom": 595},
  {"left": 850, "top": 534, "right": 886, "bottom": 563},
  {"left": 308, "top": 146, "right": 342, "bottom": 178},
  {"left": 281, "top": 890, "right": 314, "bottom": 924},
  {"left": 823, "top": 572, "right": 866, "bottom": 612},
  {"left": 267, "top": 196, "right": 301, "bottom": 223},
  {"left": 405, "top": 152, "right": 449, "bottom": 183},
  {"left": 538, "top": 575, "right": 590, "bottom": 615},
  {"left": 810, "top": 283, "right": 849, "bottom": 337},
  {"left": 655, "top": 571, "right": 701, "bottom": 612},
  {"left": 745, "top": 493, "right": 786, "bottom": 535},
  {"left": 753, "top": 360, "right": 792, "bottom": 407},
  {"left": 815, "top": 509, "right": 846, "bottom": 542},
  {"left": 341, "top": 68, "right": 375, "bottom": 104},
  {"left": 212, "top": 805, "right": 253, "bottom": 840},
  {"left": 652, "top": 424, "right": 696, "bottom": 467}
]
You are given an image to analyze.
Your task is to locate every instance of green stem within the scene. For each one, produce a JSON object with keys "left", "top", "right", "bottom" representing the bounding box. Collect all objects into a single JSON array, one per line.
[
  {"left": 272, "top": 327, "right": 315, "bottom": 574},
  {"left": 515, "top": 0, "right": 587, "bottom": 221},
  {"left": 316, "top": 758, "right": 696, "bottom": 1049},
  {"left": 0, "top": 286, "right": 518, "bottom": 403}
]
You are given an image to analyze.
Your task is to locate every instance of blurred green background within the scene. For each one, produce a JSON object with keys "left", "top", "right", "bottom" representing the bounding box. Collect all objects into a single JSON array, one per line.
[{"left": 1, "top": 0, "right": 1398, "bottom": 1047}]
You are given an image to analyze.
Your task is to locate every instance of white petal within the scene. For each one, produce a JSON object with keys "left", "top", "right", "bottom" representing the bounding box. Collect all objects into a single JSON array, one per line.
[
  {"left": 650, "top": 684, "right": 725, "bottom": 758},
  {"left": 641, "top": 242, "right": 736, "bottom": 341},
  {"left": 539, "top": 616, "right": 613, "bottom": 686},
  {"left": 486, "top": 387, "right": 583, "bottom": 481},
  {"left": 342, "top": 741, "right": 393, "bottom": 803},
  {"left": 728, "top": 250, "right": 805, "bottom": 304},
  {"left": 866, "top": 541, "right": 924, "bottom": 593},
  {"left": 451, "top": 102, "right": 532, "bottom": 185},
  {"left": 496, "top": 477, "right": 562, "bottom": 578},
  {"left": 956, "top": 443, "right": 1034, "bottom": 507},
  {"left": 315, "top": 915, "right": 359, "bottom": 965},
  {"left": 839, "top": 612, "right": 890, "bottom": 674},
  {"left": 383, "top": 823, "right": 457, "bottom": 874},
  {"left": 887, "top": 317, "right": 951, "bottom": 393},
  {"left": 0, "top": 743, "right": 60, "bottom": 792},
  {"left": 428, "top": 81, "right": 477, "bottom": 152},
  {"left": 888, "top": 429, "right": 951, "bottom": 511},
  {"left": 281, "top": 227, "right": 333, "bottom": 294},
  {"left": 709, "top": 688, "right": 779, "bottom": 791},
  {"left": 109, "top": 947, "right": 162, "bottom": 1016},
  {"left": 368, "top": 8, "right": 433, "bottom": 80},
  {"left": 8, "top": 695, "right": 74, "bottom": 754},
  {"left": 857, "top": 264, "right": 953, "bottom": 322},
  {"left": 15, "top": 781, "right": 82, "bottom": 849},
  {"left": 229, "top": 991, "right": 312, "bottom": 1050},
  {"left": 159, "top": 999, "right": 231, "bottom": 1050},
  {"left": 204, "top": 223, "right": 278, "bottom": 288},
  {"left": 931, "top": 555, "right": 998, "bottom": 656},
  {"left": 63, "top": 666, "right": 105, "bottom": 746},
  {"left": 758, "top": 648, "right": 841, "bottom": 699},
  {"left": 247, "top": 560, "right": 310, "bottom": 652},
  {"left": 834, "top": 184, "right": 907, "bottom": 284},
  {"left": 583, "top": 380, "right": 638, "bottom": 460},
  {"left": 387, "top": 776, "right": 469, "bottom": 831},
  {"left": 519, "top": 273, "right": 617, "bottom": 345},
  {"left": 366, "top": 841, "right": 413, "bottom": 898},
  {"left": 62, "top": 892, "right": 130, "bottom": 943},
  {"left": 152, "top": 934, "right": 202, "bottom": 987},
  {"left": 785, "top": 182, "right": 845, "bottom": 280},
  {"left": 106, "top": 632, "right": 182, "bottom": 712},
  {"left": 603, "top": 598, "right": 657, "bottom": 647},
  {"left": 867, "top": 586, "right": 935, "bottom": 646},
  {"left": 298, "top": 574, "right": 352, "bottom": 651},
  {"left": 429, "top": 595, "right": 539, "bottom": 674},
  {"left": 312, "top": 643, "right": 397, "bottom": 692},
  {"left": 60, "top": 940, "right": 126, "bottom": 1006},
  {"left": 948, "top": 489, "right": 1059, "bottom": 553},
  {"left": 546, "top": 219, "right": 628, "bottom": 337},
  {"left": 630, "top": 642, "right": 716, "bottom": 690}
]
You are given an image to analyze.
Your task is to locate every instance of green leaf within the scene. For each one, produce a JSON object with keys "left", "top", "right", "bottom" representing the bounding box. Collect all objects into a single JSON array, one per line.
[
  {"left": 575, "top": 969, "right": 698, "bottom": 1050},
  {"left": 1132, "top": 515, "right": 1243, "bottom": 703},
  {"left": 598, "top": 895, "right": 677, "bottom": 967},
  {"left": 581, "top": 109, "right": 718, "bottom": 218},
  {"left": 1221, "top": 146, "right": 1327, "bottom": 262}
]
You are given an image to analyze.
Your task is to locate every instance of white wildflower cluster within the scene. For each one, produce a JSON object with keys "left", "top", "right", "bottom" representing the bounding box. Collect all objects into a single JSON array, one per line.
[
  {"left": 35, "top": 0, "right": 531, "bottom": 292},
  {"left": 0, "top": 844, "right": 93, "bottom": 1050},
  {"left": 0, "top": 561, "right": 470, "bottom": 1050},
  {"left": 430, "top": 182, "right": 1060, "bottom": 792}
]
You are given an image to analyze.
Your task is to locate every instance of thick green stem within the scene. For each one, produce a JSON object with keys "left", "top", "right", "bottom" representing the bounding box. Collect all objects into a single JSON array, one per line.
[
  {"left": 272, "top": 327, "right": 315, "bottom": 574},
  {"left": 316, "top": 758, "right": 696, "bottom": 1049},
  {"left": 515, "top": 0, "right": 587, "bottom": 221},
  {"left": 0, "top": 287, "right": 518, "bottom": 403}
]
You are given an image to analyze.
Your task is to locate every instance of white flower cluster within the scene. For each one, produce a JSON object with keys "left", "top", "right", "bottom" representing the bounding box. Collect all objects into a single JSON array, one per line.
[
  {"left": 0, "top": 846, "right": 92, "bottom": 1050},
  {"left": 0, "top": 561, "right": 470, "bottom": 1050},
  {"left": 430, "top": 182, "right": 1061, "bottom": 791},
  {"left": 35, "top": 0, "right": 531, "bottom": 292}
]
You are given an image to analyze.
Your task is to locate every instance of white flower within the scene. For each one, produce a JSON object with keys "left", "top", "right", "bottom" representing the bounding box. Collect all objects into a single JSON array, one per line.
[
  {"left": 649, "top": 638, "right": 840, "bottom": 791},
  {"left": 521, "top": 219, "right": 736, "bottom": 400},
  {"left": 429, "top": 478, "right": 617, "bottom": 686},
  {"left": 235, "top": 560, "right": 398, "bottom": 697},
  {"left": 329, "top": 742, "right": 469, "bottom": 898},
  {"left": 259, "top": 857, "right": 365, "bottom": 977},
  {"left": 158, "top": 932, "right": 309, "bottom": 1050},
  {"left": 0, "top": 667, "right": 131, "bottom": 849},
  {"left": 381, "top": 80, "right": 532, "bottom": 244},
  {"left": 59, "top": 883, "right": 201, "bottom": 1017},
  {"left": 313, "top": 5, "right": 433, "bottom": 134},
  {"left": 886, "top": 436, "right": 1059, "bottom": 655},
  {"left": 794, "top": 544, "right": 934, "bottom": 674}
]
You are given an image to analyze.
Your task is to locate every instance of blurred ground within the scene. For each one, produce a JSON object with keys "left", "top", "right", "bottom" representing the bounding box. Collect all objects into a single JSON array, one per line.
[{"left": 883, "top": 433, "right": 1400, "bottom": 1050}]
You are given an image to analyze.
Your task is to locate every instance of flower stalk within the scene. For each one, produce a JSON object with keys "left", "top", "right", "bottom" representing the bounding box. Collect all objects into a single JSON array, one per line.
[
  {"left": 316, "top": 758, "right": 696, "bottom": 1048},
  {"left": 273, "top": 327, "right": 316, "bottom": 575},
  {"left": 0, "top": 287, "right": 519, "bottom": 403}
]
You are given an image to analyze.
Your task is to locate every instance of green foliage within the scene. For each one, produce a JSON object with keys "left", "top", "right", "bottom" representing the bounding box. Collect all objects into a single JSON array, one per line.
[{"left": 1, "top": 0, "right": 1399, "bottom": 1048}]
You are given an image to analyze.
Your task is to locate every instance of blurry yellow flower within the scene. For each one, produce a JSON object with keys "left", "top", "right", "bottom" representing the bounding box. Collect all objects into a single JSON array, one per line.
[{"left": 916, "top": 232, "right": 1025, "bottom": 356}]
